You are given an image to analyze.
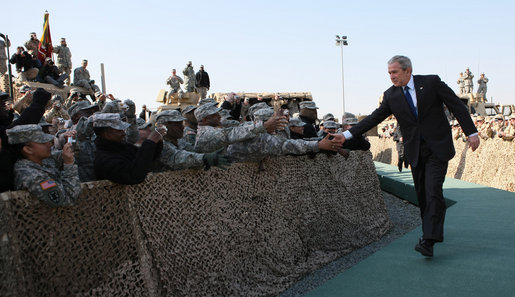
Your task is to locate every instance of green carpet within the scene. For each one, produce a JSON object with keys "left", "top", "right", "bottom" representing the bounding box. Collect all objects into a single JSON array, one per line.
[{"left": 303, "top": 162, "right": 515, "bottom": 297}]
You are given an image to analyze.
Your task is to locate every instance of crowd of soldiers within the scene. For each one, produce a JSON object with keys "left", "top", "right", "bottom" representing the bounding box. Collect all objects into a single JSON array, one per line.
[
  {"left": 457, "top": 68, "right": 489, "bottom": 100},
  {"left": 166, "top": 61, "right": 210, "bottom": 100},
  {"left": 0, "top": 32, "right": 99, "bottom": 94},
  {"left": 0, "top": 77, "right": 371, "bottom": 208}
]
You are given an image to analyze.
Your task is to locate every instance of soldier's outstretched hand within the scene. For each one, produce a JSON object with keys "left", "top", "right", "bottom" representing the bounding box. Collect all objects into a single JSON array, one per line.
[
  {"left": 318, "top": 134, "right": 342, "bottom": 151},
  {"left": 203, "top": 148, "right": 232, "bottom": 170},
  {"left": 329, "top": 133, "right": 346, "bottom": 145},
  {"left": 264, "top": 116, "right": 288, "bottom": 133}
]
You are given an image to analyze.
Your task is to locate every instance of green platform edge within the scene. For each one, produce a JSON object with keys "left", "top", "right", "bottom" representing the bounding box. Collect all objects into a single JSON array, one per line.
[{"left": 303, "top": 162, "right": 515, "bottom": 297}]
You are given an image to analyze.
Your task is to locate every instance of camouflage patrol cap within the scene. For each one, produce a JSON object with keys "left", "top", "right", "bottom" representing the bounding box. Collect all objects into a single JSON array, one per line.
[
  {"left": 198, "top": 98, "right": 217, "bottom": 106},
  {"left": 248, "top": 102, "right": 270, "bottom": 118},
  {"left": 476, "top": 116, "right": 485, "bottom": 121},
  {"left": 322, "top": 113, "right": 335, "bottom": 122},
  {"left": 218, "top": 109, "right": 232, "bottom": 120},
  {"left": 136, "top": 118, "right": 152, "bottom": 129},
  {"left": 194, "top": 102, "right": 221, "bottom": 121},
  {"left": 68, "top": 101, "right": 97, "bottom": 118},
  {"left": 51, "top": 95, "right": 63, "bottom": 103},
  {"left": 19, "top": 85, "right": 31, "bottom": 93},
  {"left": 510, "top": 114, "right": 515, "bottom": 120},
  {"left": 253, "top": 108, "right": 274, "bottom": 122},
  {"left": 323, "top": 120, "right": 338, "bottom": 129},
  {"left": 299, "top": 101, "right": 318, "bottom": 110},
  {"left": 289, "top": 117, "right": 305, "bottom": 127},
  {"left": 181, "top": 105, "right": 197, "bottom": 115},
  {"left": 95, "top": 91, "right": 104, "bottom": 98},
  {"left": 494, "top": 114, "right": 504, "bottom": 120},
  {"left": 343, "top": 117, "right": 359, "bottom": 125},
  {"left": 6, "top": 124, "right": 55, "bottom": 144},
  {"left": 92, "top": 113, "right": 130, "bottom": 130},
  {"left": 156, "top": 110, "right": 186, "bottom": 123}
]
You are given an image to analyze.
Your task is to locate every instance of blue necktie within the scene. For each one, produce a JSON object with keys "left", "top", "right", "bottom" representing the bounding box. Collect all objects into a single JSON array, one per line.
[{"left": 404, "top": 86, "right": 418, "bottom": 119}]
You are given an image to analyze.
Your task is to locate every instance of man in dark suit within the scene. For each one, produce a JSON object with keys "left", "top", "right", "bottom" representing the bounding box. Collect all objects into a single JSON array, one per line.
[{"left": 331, "top": 55, "right": 480, "bottom": 257}]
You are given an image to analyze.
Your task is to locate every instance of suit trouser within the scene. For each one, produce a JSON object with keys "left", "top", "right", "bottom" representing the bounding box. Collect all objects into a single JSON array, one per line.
[{"left": 411, "top": 141, "right": 448, "bottom": 242}]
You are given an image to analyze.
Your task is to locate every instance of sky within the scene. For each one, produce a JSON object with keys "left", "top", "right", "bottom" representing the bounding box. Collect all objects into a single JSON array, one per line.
[{"left": 2, "top": 0, "right": 515, "bottom": 120}]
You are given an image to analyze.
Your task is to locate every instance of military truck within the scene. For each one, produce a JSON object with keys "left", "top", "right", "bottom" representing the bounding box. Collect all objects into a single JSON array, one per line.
[{"left": 155, "top": 89, "right": 200, "bottom": 112}]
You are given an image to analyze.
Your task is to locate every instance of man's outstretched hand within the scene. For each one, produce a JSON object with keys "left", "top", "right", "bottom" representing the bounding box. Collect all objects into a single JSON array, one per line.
[{"left": 467, "top": 134, "right": 480, "bottom": 152}]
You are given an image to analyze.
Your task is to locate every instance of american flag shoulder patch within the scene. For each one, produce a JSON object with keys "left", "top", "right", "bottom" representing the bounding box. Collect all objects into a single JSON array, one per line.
[{"left": 40, "top": 180, "right": 57, "bottom": 190}]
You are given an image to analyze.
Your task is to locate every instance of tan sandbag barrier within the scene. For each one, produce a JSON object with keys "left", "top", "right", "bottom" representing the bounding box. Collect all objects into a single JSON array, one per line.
[
  {"left": 0, "top": 152, "right": 391, "bottom": 297},
  {"left": 369, "top": 136, "right": 515, "bottom": 192}
]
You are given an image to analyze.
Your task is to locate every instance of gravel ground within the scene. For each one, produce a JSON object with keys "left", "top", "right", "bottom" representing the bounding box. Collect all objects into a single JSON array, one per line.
[{"left": 278, "top": 191, "right": 421, "bottom": 297}]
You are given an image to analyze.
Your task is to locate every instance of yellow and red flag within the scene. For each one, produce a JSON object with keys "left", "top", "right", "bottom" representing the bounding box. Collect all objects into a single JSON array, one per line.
[{"left": 38, "top": 11, "right": 53, "bottom": 63}]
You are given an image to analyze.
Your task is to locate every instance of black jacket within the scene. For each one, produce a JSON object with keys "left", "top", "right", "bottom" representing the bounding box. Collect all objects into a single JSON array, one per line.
[
  {"left": 94, "top": 138, "right": 161, "bottom": 185},
  {"left": 0, "top": 88, "right": 51, "bottom": 192},
  {"left": 39, "top": 64, "right": 60, "bottom": 80},
  {"left": 195, "top": 70, "right": 210, "bottom": 88},
  {"left": 10, "top": 52, "right": 33, "bottom": 72},
  {"left": 300, "top": 116, "right": 318, "bottom": 138}
]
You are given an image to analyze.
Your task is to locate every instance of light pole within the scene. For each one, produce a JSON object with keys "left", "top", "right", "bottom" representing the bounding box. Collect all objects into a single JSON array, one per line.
[{"left": 335, "top": 35, "right": 348, "bottom": 117}]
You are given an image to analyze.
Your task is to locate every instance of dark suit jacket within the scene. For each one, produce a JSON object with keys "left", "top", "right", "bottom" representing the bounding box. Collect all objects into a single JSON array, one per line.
[{"left": 349, "top": 75, "right": 477, "bottom": 167}]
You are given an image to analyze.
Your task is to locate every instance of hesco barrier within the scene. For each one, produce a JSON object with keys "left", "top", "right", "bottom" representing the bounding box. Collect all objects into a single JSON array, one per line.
[
  {"left": 0, "top": 152, "right": 391, "bottom": 297},
  {"left": 369, "top": 136, "right": 515, "bottom": 192}
]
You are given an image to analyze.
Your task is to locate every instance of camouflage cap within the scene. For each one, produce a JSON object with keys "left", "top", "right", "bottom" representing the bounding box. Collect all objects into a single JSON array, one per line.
[
  {"left": 299, "top": 101, "right": 318, "bottom": 110},
  {"left": 510, "top": 114, "right": 515, "bottom": 120},
  {"left": 195, "top": 102, "right": 221, "bottom": 121},
  {"left": 19, "top": 85, "right": 31, "bottom": 93},
  {"left": 322, "top": 113, "right": 335, "bottom": 122},
  {"left": 248, "top": 102, "right": 270, "bottom": 118},
  {"left": 6, "top": 124, "right": 55, "bottom": 144},
  {"left": 476, "top": 116, "right": 485, "bottom": 121},
  {"left": 92, "top": 113, "right": 130, "bottom": 130},
  {"left": 323, "top": 120, "right": 338, "bottom": 129},
  {"left": 181, "top": 105, "right": 197, "bottom": 115},
  {"left": 95, "top": 91, "right": 104, "bottom": 98},
  {"left": 136, "top": 117, "right": 152, "bottom": 129},
  {"left": 156, "top": 110, "right": 186, "bottom": 123},
  {"left": 68, "top": 101, "right": 96, "bottom": 118},
  {"left": 343, "top": 117, "right": 359, "bottom": 125},
  {"left": 198, "top": 98, "right": 217, "bottom": 106},
  {"left": 289, "top": 117, "right": 305, "bottom": 127},
  {"left": 51, "top": 94, "right": 63, "bottom": 102},
  {"left": 218, "top": 109, "right": 232, "bottom": 120},
  {"left": 494, "top": 114, "right": 504, "bottom": 120},
  {"left": 253, "top": 108, "right": 274, "bottom": 122}
]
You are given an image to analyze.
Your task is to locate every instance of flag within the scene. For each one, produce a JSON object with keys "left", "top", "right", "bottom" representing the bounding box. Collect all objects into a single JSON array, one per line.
[{"left": 38, "top": 11, "right": 53, "bottom": 63}]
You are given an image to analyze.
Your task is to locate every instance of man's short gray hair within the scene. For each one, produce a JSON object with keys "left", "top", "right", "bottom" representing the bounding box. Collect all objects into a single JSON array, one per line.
[{"left": 388, "top": 55, "right": 412, "bottom": 70}]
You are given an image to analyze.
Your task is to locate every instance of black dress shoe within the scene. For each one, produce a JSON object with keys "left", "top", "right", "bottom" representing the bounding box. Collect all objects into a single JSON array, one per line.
[{"left": 415, "top": 239, "right": 433, "bottom": 257}]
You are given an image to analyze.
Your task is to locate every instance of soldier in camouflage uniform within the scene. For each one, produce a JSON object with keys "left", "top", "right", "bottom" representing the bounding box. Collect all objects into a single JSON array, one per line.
[
  {"left": 166, "top": 68, "right": 184, "bottom": 96},
  {"left": 73, "top": 60, "right": 99, "bottom": 93},
  {"left": 457, "top": 72, "right": 465, "bottom": 95},
  {"left": 476, "top": 73, "right": 489, "bottom": 101},
  {"left": 178, "top": 105, "right": 197, "bottom": 151},
  {"left": 194, "top": 102, "right": 288, "bottom": 153},
  {"left": 182, "top": 61, "right": 196, "bottom": 92},
  {"left": 54, "top": 101, "right": 100, "bottom": 181},
  {"left": 463, "top": 68, "right": 474, "bottom": 94},
  {"left": 492, "top": 115, "right": 505, "bottom": 137},
  {"left": 7, "top": 124, "right": 81, "bottom": 207},
  {"left": 476, "top": 116, "right": 493, "bottom": 140},
  {"left": 53, "top": 38, "right": 73, "bottom": 85},
  {"left": 153, "top": 110, "right": 230, "bottom": 171},
  {"left": 498, "top": 115, "right": 515, "bottom": 141},
  {"left": 44, "top": 95, "right": 70, "bottom": 123},
  {"left": 13, "top": 85, "right": 33, "bottom": 114},
  {"left": 24, "top": 32, "right": 39, "bottom": 55}
]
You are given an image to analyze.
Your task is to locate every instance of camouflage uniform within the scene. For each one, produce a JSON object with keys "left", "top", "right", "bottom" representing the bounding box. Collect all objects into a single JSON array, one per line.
[
  {"left": 477, "top": 75, "right": 488, "bottom": 99},
  {"left": 183, "top": 62, "right": 196, "bottom": 92},
  {"left": 53, "top": 41, "right": 72, "bottom": 85},
  {"left": 457, "top": 73, "right": 465, "bottom": 95},
  {"left": 464, "top": 70, "right": 474, "bottom": 94},
  {"left": 166, "top": 74, "right": 184, "bottom": 94},
  {"left": 178, "top": 126, "right": 196, "bottom": 151},
  {"left": 476, "top": 117, "right": 494, "bottom": 140},
  {"left": 194, "top": 103, "right": 267, "bottom": 153},
  {"left": 73, "top": 65, "right": 99, "bottom": 92},
  {"left": 6, "top": 125, "right": 81, "bottom": 207},
  {"left": 44, "top": 107, "right": 70, "bottom": 123},
  {"left": 502, "top": 118, "right": 515, "bottom": 141}
]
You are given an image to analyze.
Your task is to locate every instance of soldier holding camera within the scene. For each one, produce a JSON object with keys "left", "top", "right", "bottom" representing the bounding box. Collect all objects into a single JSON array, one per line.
[
  {"left": 44, "top": 95, "right": 70, "bottom": 123},
  {"left": 40, "top": 57, "right": 68, "bottom": 88}
]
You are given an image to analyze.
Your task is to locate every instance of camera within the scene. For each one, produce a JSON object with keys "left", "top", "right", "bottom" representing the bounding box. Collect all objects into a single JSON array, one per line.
[{"left": 67, "top": 136, "right": 76, "bottom": 144}]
